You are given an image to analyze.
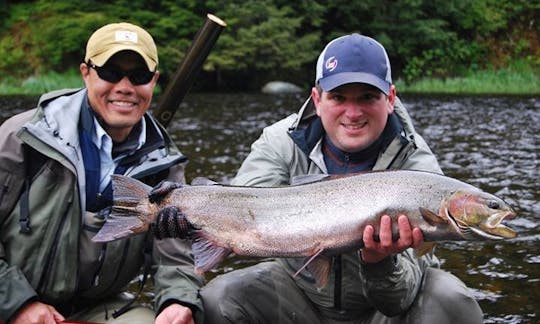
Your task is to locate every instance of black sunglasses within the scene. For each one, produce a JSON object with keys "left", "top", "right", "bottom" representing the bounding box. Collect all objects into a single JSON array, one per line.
[{"left": 86, "top": 63, "right": 155, "bottom": 85}]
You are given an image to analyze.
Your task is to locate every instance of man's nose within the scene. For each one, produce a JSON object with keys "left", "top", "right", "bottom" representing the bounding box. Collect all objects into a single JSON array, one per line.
[{"left": 343, "top": 101, "right": 364, "bottom": 118}]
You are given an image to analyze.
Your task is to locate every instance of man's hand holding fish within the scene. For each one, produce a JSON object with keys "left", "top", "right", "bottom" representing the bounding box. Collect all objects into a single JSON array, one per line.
[{"left": 361, "top": 214, "right": 424, "bottom": 264}]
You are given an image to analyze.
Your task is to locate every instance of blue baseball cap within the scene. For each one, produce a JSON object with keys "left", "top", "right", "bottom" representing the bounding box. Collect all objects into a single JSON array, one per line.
[{"left": 315, "top": 34, "right": 392, "bottom": 95}]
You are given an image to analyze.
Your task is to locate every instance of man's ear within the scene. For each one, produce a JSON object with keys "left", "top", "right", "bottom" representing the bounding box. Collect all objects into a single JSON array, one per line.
[
  {"left": 387, "top": 85, "right": 396, "bottom": 114},
  {"left": 80, "top": 62, "right": 89, "bottom": 77},
  {"left": 152, "top": 70, "right": 160, "bottom": 83},
  {"left": 311, "top": 86, "right": 322, "bottom": 116}
]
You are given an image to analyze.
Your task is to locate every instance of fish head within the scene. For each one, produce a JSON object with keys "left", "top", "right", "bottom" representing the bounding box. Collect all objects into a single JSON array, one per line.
[{"left": 442, "top": 190, "right": 517, "bottom": 240}]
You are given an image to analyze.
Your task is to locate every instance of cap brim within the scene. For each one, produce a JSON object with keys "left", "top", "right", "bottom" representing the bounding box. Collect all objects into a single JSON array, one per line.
[
  {"left": 89, "top": 45, "right": 157, "bottom": 71},
  {"left": 319, "top": 72, "right": 390, "bottom": 95}
]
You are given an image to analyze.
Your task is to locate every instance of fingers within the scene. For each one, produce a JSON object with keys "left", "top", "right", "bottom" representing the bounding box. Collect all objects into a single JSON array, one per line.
[
  {"left": 379, "top": 214, "right": 394, "bottom": 247},
  {"left": 51, "top": 306, "right": 66, "bottom": 323},
  {"left": 396, "top": 214, "right": 413, "bottom": 248},
  {"left": 9, "top": 301, "right": 65, "bottom": 324},
  {"left": 411, "top": 227, "right": 424, "bottom": 248},
  {"left": 361, "top": 214, "right": 423, "bottom": 264},
  {"left": 361, "top": 217, "right": 389, "bottom": 264},
  {"left": 149, "top": 180, "right": 183, "bottom": 203},
  {"left": 397, "top": 215, "right": 424, "bottom": 248},
  {"left": 155, "top": 304, "right": 194, "bottom": 324}
]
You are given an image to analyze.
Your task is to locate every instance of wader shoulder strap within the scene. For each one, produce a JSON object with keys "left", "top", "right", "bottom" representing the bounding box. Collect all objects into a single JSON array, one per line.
[{"left": 19, "top": 145, "right": 48, "bottom": 233}]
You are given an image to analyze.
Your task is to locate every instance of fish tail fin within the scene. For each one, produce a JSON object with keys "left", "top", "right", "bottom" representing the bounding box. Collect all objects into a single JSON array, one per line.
[
  {"left": 192, "top": 232, "right": 232, "bottom": 273},
  {"left": 92, "top": 175, "right": 154, "bottom": 243}
]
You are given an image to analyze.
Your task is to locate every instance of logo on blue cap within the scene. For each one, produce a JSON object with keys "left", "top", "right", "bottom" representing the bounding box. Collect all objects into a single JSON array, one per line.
[{"left": 325, "top": 56, "right": 338, "bottom": 72}]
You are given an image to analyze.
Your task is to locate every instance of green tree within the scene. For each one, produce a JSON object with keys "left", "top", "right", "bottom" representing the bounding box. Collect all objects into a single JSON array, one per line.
[
  {"left": 0, "top": 0, "right": 537, "bottom": 89},
  {"left": 200, "top": 0, "right": 323, "bottom": 89}
]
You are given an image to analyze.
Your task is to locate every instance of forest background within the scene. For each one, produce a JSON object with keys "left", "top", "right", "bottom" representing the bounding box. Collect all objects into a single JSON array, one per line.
[{"left": 0, "top": 0, "right": 538, "bottom": 94}]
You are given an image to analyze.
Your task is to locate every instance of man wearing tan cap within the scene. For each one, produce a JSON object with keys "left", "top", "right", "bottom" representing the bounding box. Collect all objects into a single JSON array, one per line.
[{"left": 0, "top": 23, "right": 202, "bottom": 323}]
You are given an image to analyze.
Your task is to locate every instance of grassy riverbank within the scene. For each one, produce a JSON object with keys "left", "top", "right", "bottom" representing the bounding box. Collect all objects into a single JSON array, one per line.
[
  {"left": 1, "top": 62, "right": 538, "bottom": 96},
  {"left": 395, "top": 61, "right": 539, "bottom": 95},
  {"left": 0, "top": 69, "right": 84, "bottom": 96}
]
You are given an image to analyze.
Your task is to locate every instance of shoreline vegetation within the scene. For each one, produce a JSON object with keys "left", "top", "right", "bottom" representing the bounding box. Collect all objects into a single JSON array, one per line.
[{"left": 1, "top": 62, "right": 538, "bottom": 97}]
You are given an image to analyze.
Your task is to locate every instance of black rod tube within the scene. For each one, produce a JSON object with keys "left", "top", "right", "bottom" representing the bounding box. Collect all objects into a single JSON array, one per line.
[{"left": 154, "top": 14, "right": 226, "bottom": 128}]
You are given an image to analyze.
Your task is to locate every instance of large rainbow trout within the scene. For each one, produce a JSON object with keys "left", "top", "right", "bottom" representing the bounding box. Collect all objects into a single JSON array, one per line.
[{"left": 92, "top": 170, "right": 516, "bottom": 285}]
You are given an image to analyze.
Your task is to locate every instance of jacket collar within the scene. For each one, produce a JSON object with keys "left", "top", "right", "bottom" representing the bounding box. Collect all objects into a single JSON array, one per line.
[{"left": 78, "top": 92, "right": 168, "bottom": 162}]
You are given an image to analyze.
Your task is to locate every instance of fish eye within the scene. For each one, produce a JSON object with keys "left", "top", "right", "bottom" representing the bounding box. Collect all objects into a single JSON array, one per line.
[{"left": 487, "top": 200, "right": 501, "bottom": 209}]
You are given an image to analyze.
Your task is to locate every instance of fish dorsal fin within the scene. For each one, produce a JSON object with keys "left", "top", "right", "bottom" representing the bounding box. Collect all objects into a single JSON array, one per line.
[
  {"left": 291, "top": 172, "right": 371, "bottom": 186},
  {"left": 191, "top": 177, "right": 219, "bottom": 186},
  {"left": 419, "top": 207, "right": 447, "bottom": 226},
  {"left": 191, "top": 232, "right": 232, "bottom": 273},
  {"left": 292, "top": 248, "right": 332, "bottom": 288}
]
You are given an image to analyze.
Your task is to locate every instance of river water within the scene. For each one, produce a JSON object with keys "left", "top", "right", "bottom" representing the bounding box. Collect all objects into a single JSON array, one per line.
[{"left": 1, "top": 93, "right": 538, "bottom": 323}]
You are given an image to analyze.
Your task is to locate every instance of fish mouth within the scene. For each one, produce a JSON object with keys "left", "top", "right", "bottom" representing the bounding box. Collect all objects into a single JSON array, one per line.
[
  {"left": 446, "top": 209, "right": 517, "bottom": 240},
  {"left": 477, "top": 210, "right": 517, "bottom": 239}
]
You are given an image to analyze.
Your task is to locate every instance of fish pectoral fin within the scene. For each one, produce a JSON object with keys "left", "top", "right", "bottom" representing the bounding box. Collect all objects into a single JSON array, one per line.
[
  {"left": 419, "top": 207, "right": 446, "bottom": 226},
  {"left": 293, "top": 248, "right": 331, "bottom": 288},
  {"left": 415, "top": 242, "right": 436, "bottom": 257},
  {"left": 192, "top": 232, "right": 232, "bottom": 273}
]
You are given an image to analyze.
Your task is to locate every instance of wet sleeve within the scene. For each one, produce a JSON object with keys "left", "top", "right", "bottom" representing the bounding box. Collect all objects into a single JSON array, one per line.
[
  {"left": 152, "top": 238, "right": 206, "bottom": 320},
  {"left": 358, "top": 249, "right": 428, "bottom": 316},
  {"left": 0, "top": 264, "right": 38, "bottom": 322},
  {"left": 0, "top": 121, "right": 39, "bottom": 322},
  {"left": 150, "top": 156, "right": 205, "bottom": 318}
]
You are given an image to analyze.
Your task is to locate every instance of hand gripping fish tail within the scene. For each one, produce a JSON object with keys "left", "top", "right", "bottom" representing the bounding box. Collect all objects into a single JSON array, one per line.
[
  {"left": 91, "top": 175, "right": 232, "bottom": 274},
  {"left": 91, "top": 175, "right": 155, "bottom": 242}
]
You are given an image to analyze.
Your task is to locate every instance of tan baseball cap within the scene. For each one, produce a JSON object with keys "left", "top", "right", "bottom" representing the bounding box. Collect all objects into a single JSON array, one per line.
[{"left": 85, "top": 22, "right": 158, "bottom": 71}]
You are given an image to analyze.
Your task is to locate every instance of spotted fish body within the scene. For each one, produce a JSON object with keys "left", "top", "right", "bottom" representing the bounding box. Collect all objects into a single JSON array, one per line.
[{"left": 93, "top": 170, "right": 516, "bottom": 284}]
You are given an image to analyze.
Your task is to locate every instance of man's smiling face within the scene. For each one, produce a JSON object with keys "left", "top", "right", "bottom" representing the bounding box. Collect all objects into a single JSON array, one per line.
[
  {"left": 80, "top": 50, "right": 159, "bottom": 142},
  {"left": 312, "top": 83, "right": 395, "bottom": 153}
]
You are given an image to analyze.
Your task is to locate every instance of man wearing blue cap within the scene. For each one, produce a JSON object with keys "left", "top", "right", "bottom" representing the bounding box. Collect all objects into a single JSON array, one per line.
[{"left": 199, "top": 34, "right": 484, "bottom": 323}]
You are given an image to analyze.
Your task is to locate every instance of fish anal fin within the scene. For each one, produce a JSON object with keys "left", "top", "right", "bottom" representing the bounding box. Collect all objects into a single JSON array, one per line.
[
  {"left": 307, "top": 255, "right": 332, "bottom": 288},
  {"left": 419, "top": 207, "right": 446, "bottom": 226},
  {"left": 415, "top": 242, "right": 436, "bottom": 257},
  {"left": 192, "top": 232, "right": 232, "bottom": 273},
  {"left": 292, "top": 248, "right": 331, "bottom": 288}
]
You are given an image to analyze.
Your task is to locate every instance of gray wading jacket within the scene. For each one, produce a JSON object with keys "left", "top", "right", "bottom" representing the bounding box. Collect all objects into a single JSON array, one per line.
[
  {"left": 0, "top": 89, "right": 204, "bottom": 322},
  {"left": 231, "top": 97, "right": 443, "bottom": 318}
]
